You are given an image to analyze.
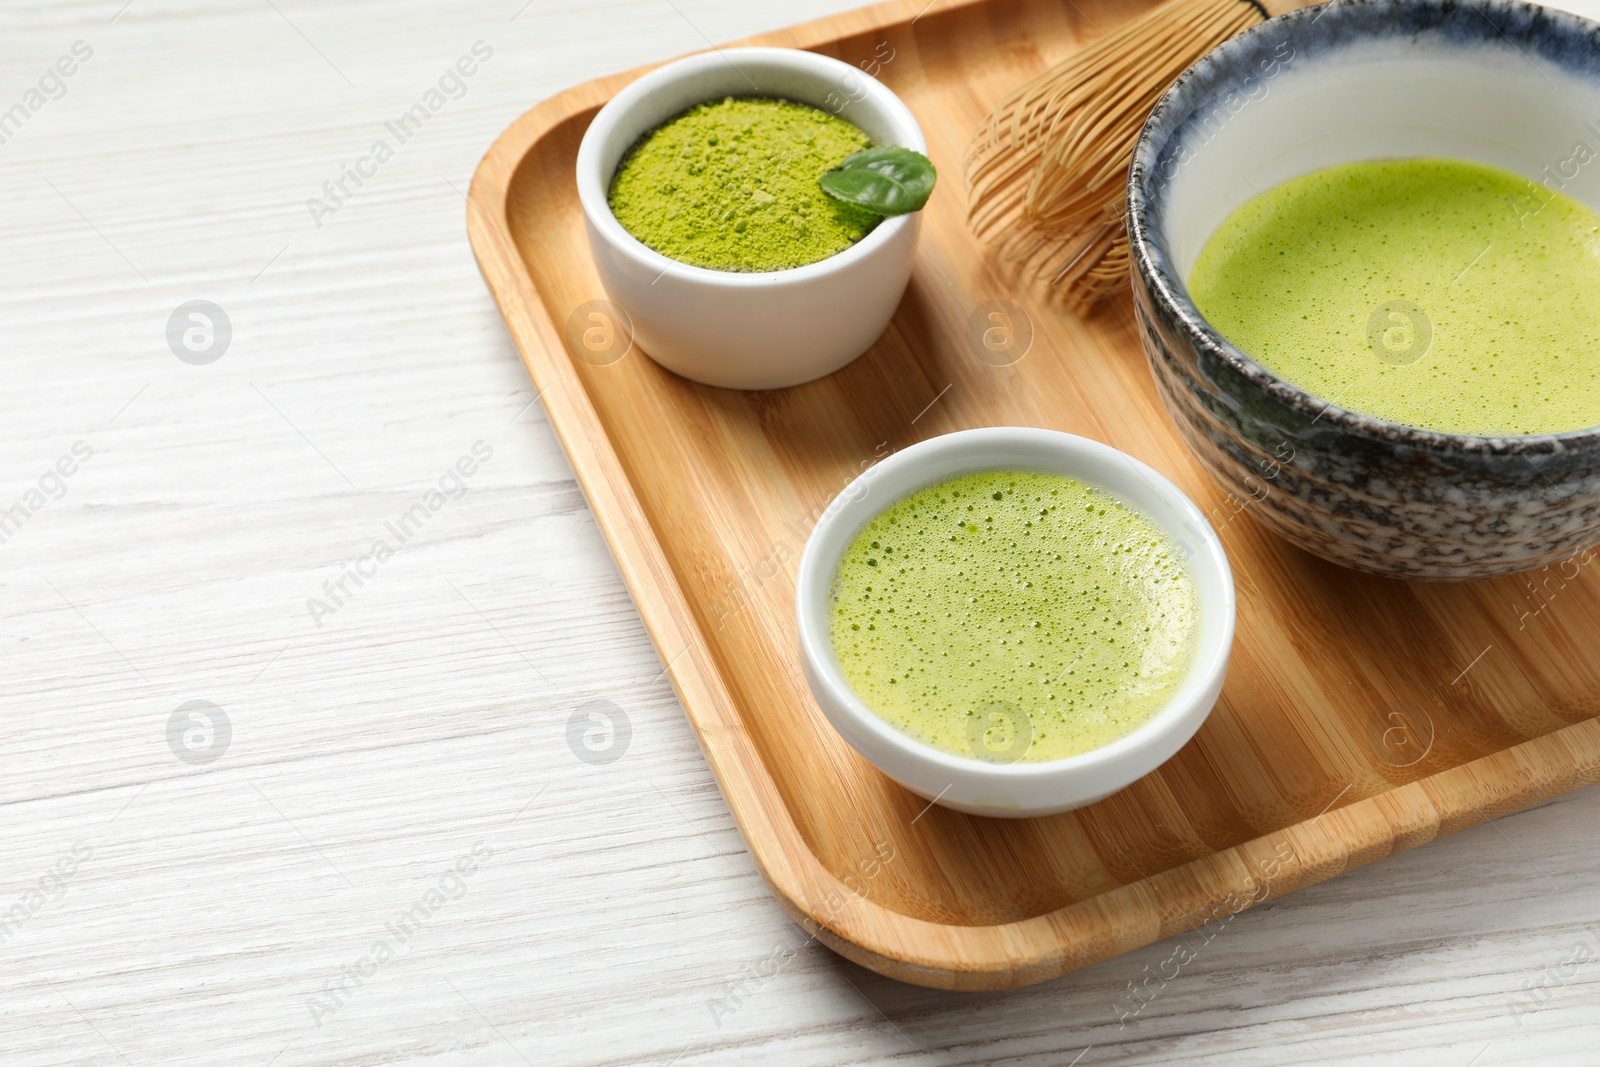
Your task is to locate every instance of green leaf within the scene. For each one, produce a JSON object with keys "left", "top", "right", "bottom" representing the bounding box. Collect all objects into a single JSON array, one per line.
[{"left": 818, "top": 145, "right": 937, "bottom": 217}]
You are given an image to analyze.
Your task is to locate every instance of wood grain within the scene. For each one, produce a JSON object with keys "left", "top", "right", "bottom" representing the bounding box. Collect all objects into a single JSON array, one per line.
[
  {"left": 9, "top": 0, "right": 1600, "bottom": 1063},
  {"left": 470, "top": 0, "right": 1600, "bottom": 990}
]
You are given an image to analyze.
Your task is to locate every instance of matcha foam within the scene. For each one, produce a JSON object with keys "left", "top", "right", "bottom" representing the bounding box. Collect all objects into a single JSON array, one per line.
[
  {"left": 1188, "top": 158, "right": 1600, "bottom": 437},
  {"left": 607, "top": 96, "right": 881, "bottom": 272},
  {"left": 829, "top": 471, "right": 1198, "bottom": 764}
]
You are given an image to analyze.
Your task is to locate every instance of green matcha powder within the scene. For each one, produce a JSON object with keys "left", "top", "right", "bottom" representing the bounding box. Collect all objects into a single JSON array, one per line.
[{"left": 607, "top": 96, "right": 882, "bottom": 272}]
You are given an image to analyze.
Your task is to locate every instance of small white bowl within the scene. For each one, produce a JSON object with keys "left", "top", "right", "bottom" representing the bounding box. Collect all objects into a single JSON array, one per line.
[
  {"left": 796, "top": 428, "right": 1236, "bottom": 818},
  {"left": 575, "top": 47, "right": 925, "bottom": 390}
]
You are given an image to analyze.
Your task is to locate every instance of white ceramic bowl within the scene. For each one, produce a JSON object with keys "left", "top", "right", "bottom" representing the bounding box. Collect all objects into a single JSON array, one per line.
[
  {"left": 575, "top": 47, "right": 925, "bottom": 390},
  {"left": 796, "top": 428, "right": 1236, "bottom": 818}
]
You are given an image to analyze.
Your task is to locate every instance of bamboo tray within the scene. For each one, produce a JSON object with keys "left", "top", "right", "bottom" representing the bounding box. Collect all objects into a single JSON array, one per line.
[{"left": 467, "top": 0, "right": 1600, "bottom": 990}]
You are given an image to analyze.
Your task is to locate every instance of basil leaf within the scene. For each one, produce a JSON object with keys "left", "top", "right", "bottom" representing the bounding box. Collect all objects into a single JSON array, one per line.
[{"left": 818, "top": 145, "right": 937, "bottom": 217}]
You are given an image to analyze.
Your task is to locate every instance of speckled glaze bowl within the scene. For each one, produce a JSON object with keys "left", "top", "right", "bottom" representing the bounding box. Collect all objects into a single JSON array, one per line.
[{"left": 1127, "top": 0, "right": 1600, "bottom": 580}]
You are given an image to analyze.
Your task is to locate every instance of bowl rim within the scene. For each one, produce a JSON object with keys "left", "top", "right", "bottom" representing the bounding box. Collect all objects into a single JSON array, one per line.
[
  {"left": 1125, "top": 0, "right": 1600, "bottom": 457},
  {"left": 574, "top": 45, "right": 926, "bottom": 287},
  {"left": 794, "top": 426, "right": 1236, "bottom": 784}
]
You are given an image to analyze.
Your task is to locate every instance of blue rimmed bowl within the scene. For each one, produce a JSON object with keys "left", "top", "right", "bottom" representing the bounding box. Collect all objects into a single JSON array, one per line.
[{"left": 1127, "top": 0, "right": 1600, "bottom": 580}]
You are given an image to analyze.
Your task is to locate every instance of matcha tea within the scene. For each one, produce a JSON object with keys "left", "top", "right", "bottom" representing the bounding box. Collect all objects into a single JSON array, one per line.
[
  {"left": 608, "top": 96, "right": 881, "bottom": 272},
  {"left": 1189, "top": 158, "right": 1600, "bottom": 436},
  {"left": 829, "top": 471, "right": 1198, "bottom": 763}
]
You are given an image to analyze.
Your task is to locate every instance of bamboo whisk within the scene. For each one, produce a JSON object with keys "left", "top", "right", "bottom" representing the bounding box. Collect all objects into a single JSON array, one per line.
[{"left": 965, "top": 0, "right": 1300, "bottom": 310}]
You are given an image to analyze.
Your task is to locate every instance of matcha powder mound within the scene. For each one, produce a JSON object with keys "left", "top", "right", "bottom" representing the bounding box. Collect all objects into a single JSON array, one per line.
[{"left": 607, "top": 96, "right": 883, "bottom": 272}]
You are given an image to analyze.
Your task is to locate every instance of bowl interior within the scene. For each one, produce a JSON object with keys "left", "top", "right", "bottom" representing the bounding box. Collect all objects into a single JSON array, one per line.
[
  {"left": 575, "top": 46, "right": 925, "bottom": 281},
  {"left": 586, "top": 48, "right": 921, "bottom": 179},
  {"left": 798, "top": 428, "right": 1235, "bottom": 773},
  {"left": 1139, "top": 1, "right": 1600, "bottom": 287}
]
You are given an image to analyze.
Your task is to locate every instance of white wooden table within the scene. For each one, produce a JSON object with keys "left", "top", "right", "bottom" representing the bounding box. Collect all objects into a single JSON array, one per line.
[{"left": 5, "top": 1, "right": 1600, "bottom": 1063}]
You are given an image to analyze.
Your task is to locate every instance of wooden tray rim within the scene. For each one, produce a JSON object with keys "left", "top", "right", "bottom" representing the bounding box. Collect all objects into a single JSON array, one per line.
[{"left": 465, "top": 0, "right": 1600, "bottom": 990}]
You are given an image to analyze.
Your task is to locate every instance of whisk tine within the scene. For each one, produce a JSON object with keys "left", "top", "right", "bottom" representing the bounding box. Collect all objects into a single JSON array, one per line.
[{"left": 965, "top": 0, "right": 1265, "bottom": 307}]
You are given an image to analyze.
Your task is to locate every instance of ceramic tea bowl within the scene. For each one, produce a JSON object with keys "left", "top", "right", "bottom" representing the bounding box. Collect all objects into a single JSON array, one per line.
[
  {"left": 795, "top": 428, "right": 1235, "bottom": 818},
  {"left": 1127, "top": 0, "right": 1600, "bottom": 580}
]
